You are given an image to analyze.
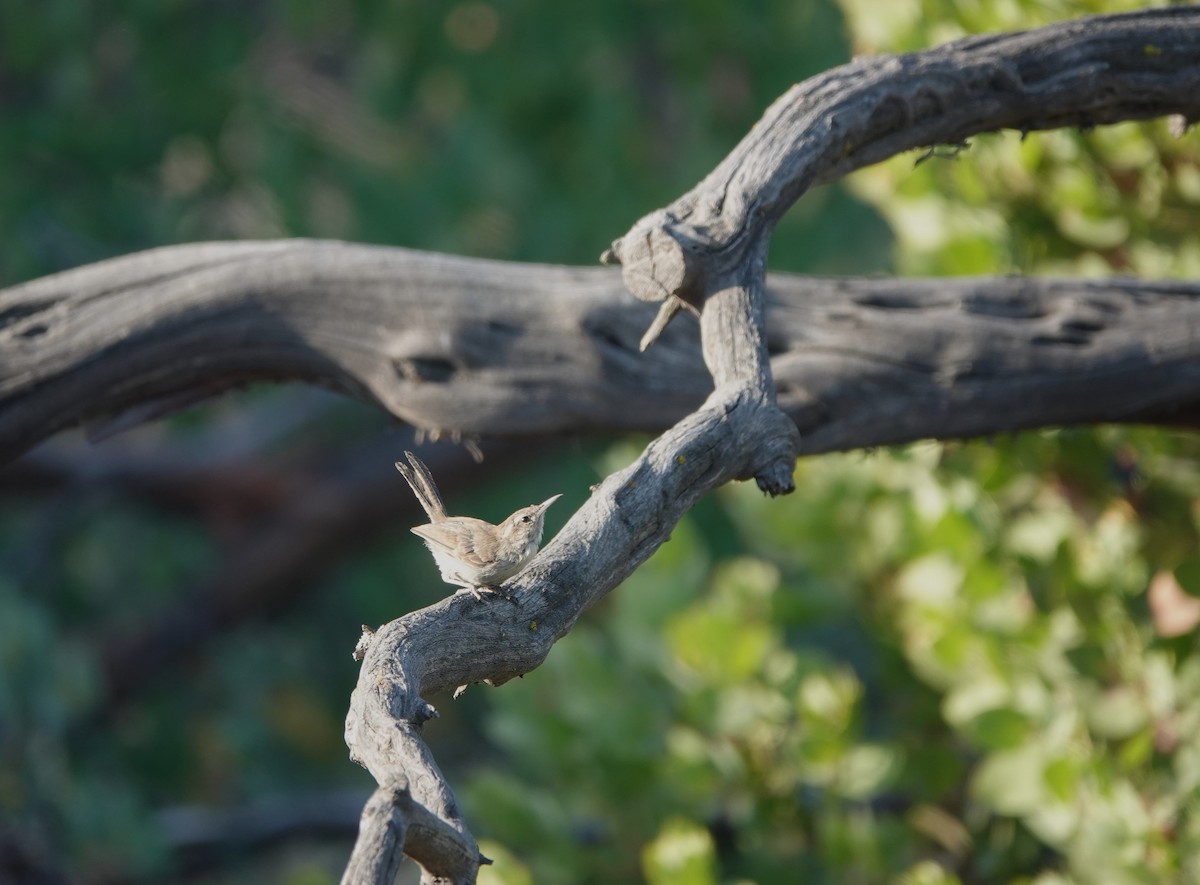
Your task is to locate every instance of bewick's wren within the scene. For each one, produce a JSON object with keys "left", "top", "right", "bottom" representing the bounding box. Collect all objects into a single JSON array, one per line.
[{"left": 395, "top": 451, "right": 561, "bottom": 600}]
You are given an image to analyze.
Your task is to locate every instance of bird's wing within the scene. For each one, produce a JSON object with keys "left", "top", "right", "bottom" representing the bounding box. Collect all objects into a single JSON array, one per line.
[
  {"left": 410, "top": 523, "right": 457, "bottom": 554},
  {"left": 411, "top": 519, "right": 500, "bottom": 569}
]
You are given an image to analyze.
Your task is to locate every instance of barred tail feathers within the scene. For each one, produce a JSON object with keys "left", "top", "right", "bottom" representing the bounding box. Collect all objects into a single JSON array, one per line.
[{"left": 395, "top": 451, "right": 448, "bottom": 521}]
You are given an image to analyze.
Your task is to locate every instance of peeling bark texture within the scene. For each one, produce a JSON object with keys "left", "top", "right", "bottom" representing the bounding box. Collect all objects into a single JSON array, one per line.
[{"left": 4, "top": 9, "right": 1200, "bottom": 884}]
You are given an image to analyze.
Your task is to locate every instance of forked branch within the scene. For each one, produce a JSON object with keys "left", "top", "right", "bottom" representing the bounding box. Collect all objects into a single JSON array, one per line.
[
  {"left": 341, "top": 10, "right": 1200, "bottom": 882},
  {"left": 1, "top": 8, "right": 1199, "bottom": 884}
]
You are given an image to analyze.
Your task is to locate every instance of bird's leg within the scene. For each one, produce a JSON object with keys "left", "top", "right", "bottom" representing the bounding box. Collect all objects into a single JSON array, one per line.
[
  {"left": 487, "top": 584, "right": 519, "bottom": 604},
  {"left": 452, "top": 584, "right": 518, "bottom": 603}
]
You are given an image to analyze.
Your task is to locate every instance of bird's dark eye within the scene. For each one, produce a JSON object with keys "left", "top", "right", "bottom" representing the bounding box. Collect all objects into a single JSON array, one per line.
[{"left": 520, "top": 514, "right": 532, "bottom": 523}]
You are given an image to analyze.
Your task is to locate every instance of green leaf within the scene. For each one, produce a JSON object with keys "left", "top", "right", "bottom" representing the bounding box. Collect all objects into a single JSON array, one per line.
[
  {"left": 666, "top": 604, "right": 778, "bottom": 685},
  {"left": 893, "top": 860, "right": 964, "bottom": 885},
  {"left": 1003, "top": 505, "right": 1075, "bottom": 563},
  {"left": 1085, "top": 687, "right": 1147, "bottom": 741},
  {"left": 972, "top": 744, "right": 1047, "bottom": 816},
  {"left": 478, "top": 840, "right": 535, "bottom": 885},
  {"left": 895, "top": 554, "right": 964, "bottom": 608},
  {"left": 1043, "top": 756, "right": 1082, "bottom": 804},
  {"left": 836, "top": 744, "right": 900, "bottom": 799},
  {"left": 961, "top": 708, "right": 1034, "bottom": 752},
  {"left": 641, "top": 817, "right": 717, "bottom": 885}
]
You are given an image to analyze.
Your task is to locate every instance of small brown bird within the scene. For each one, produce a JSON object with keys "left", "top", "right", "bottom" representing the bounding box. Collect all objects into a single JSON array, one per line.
[{"left": 395, "top": 451, "right": 561, "bottom": 600}]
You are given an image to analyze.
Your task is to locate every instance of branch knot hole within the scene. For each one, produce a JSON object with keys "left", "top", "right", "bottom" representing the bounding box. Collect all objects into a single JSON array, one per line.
[{"left": 393, "top": 356, "right": 457, "bottom": 383}]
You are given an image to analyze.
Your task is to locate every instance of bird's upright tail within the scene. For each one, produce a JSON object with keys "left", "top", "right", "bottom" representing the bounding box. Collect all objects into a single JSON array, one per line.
[{"left": 395, "top": 451, "right": 448, "bottom": 521}]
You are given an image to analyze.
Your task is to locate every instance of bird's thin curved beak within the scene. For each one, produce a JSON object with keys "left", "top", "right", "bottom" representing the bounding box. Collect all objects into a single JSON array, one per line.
[{"left": 539, "top": 494, "right": 563, "bottom": 511}]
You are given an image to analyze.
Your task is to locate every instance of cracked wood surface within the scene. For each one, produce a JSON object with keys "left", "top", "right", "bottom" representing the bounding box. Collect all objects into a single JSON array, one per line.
[{"left": 2, "top": 244, "right": 1197, "bottom": 466}]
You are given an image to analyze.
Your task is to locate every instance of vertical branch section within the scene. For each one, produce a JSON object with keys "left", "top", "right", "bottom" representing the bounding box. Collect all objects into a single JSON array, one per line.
[
  {"left": 339, "top": 232, "right": 798, "bottom": 883},
  {"left": 699, "top": 248, "right": 799, "bottom": 494},
  {"left": 343, "top": 628, "right": 483, "bottom": 884},
  {"left": 341, "top": 787, "right": 409, "bottom": 884}
]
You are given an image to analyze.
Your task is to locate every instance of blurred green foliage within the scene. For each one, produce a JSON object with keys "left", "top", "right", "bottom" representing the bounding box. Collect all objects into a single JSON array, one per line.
[
  {"left": 473, "top": 430, "right": 1200, "bottom": 885},
  {"left": 3, "top": 1, "right": 1200, "bottom": 884},
  {"left": 0, "top": 0, "right": 886, "bottom": 286}
]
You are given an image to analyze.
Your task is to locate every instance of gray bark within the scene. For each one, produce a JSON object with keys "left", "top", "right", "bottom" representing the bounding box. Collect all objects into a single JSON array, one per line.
[
  {"left": 606, "top": 6, "right": 1200, "bottom": 330},
  {"left": 2, "top": 244, "right": 1197, "bottom": 463},
  {"left": 2, "top": 8, "right": 1199, "bottom": 884}
]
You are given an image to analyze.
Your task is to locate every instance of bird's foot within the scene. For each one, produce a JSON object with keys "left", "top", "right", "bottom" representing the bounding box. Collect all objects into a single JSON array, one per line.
[
  {"left": 456, "top": 584, "right": 516, "bottom": 603},
  {"left": 483, "top": 583, "right": 519, "bottom": 604}
]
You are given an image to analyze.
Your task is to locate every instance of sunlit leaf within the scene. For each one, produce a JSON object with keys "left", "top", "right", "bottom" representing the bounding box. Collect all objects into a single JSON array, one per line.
[
  {"left": 893, "top": 859, "right": 964, "bottom": 885},
  {"left": 973, "top": 744, "right": 1047, "bottom": 816},
  {"left": 1085, "top": 687, "right": 1147, "bottom": 741},
  {"left": 641, "top": 817, "right": 717, "bottom": 885},
  {"left": 478, "top": 840, "right": 535, "bottom": 885}
]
